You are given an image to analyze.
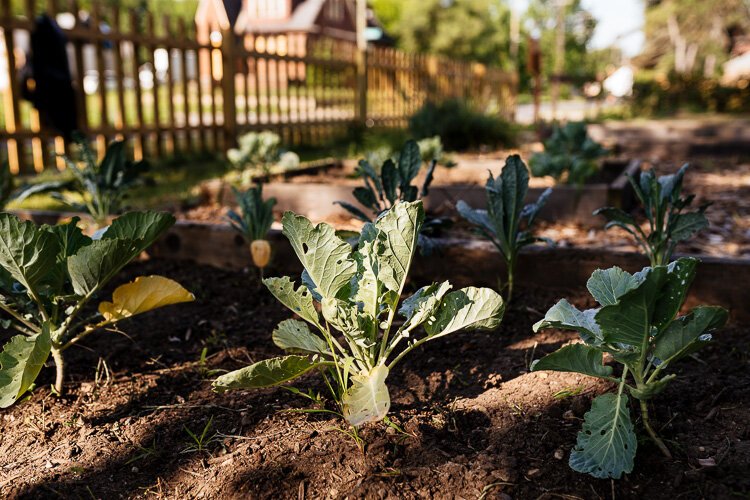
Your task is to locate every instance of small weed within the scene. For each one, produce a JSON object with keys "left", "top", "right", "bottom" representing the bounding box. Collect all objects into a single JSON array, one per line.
[
  {"left": 182, "top": 417, "right": 220, "bottom": 454},
  {"left": 554, "top": 386, "right": 585, "bottom": 400},
  {"left": 126, "top": 439, "right": 160, "bottom": 464}
]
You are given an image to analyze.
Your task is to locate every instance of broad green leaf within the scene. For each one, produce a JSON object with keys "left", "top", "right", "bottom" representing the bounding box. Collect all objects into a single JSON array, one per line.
[
  {"left": 353, "top": 237, "right": 381, "bottom": 318},
  {"left": 653, "top": 306, "right": 727, "bottom": 363},
  {"left": 67, "top": 239, "right": 134, "bottom": 296},
  {"left": 456, "top": 201, "right": 494, "bottom": 236},
  {"left": 0, "top": 325, "right": 51, "bottom": 408},
  {"left": 212, "top": 355, "right": 327, "bottom": 391},
  {"left": 399, "top": 281, "right": 452, "bottom": 329},
  {"left": 629, "top": 375, "right": 675, "bottom": 400},
  {"left": 264, "top": 276, "right": 321, "bottom": 327},
  {"left": 101, "top": 211, "right": 175, "bottom": 251},
  {"left": 569, "top": 392, "right": 637, "bottom": 479},
  {"left": 586, "top": 267, "right": 641, "bottom": 306},
  {"left": 652, "top": 257, "right": 698, "bottom": 330},
  {"left": 98, "top": 275, "right": 194, "bottom": 321},
  {"left": 530, "top": 344, "right": 613, "bottom": 379},
  {"left": 362, "top": 201, "right": 424, "bottom": 293},
  {"left": 596, "top": 266, "right": 667, "bottom": 347},
  {"left": 342, "top": 364, "right": 391, "bottom": 427},
  {"left": 397, "top": 140, "right": 421, "bottom": 186},
  {"left": 272, "top": 319, "right": 330, "bottom": 355},
  {"left": 671, "top": 212, "right": 708, "bottom": 242},
  {"left": 424, "top": 287, "right": 505, "bottom": 339},
  {"left": 381, "top": 159, "right": 399, "bottom": 205},
  {"left": 533, "top": 299, "right": 602, "bottom": 344},
  {"left": 499, "top": 154, "right": 529, "bottom": 239},
  {"left": 282, "top": 212, "right": 356, "bottom": 300},
  {"left": 47, "top": 217, "right": 92, "bottom": 260},
  {"left": 0, "top": 214, "right": 60, "bottom": 292},
  {"left": 353, "top": 186, "right": 378, "bottom": 210}
]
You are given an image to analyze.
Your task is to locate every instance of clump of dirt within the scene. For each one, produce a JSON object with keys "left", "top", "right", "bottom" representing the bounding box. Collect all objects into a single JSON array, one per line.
[{"left": 1, "top": 259, "right": 747, "bottom": 499}]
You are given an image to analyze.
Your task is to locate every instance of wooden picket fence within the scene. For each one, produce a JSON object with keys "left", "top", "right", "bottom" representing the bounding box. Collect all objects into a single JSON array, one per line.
[{"left": 0, "top": 1, "right": 517, "bottom": 174}]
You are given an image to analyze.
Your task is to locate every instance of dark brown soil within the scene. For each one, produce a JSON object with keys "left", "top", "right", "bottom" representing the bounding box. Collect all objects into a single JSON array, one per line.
[{"left": 2, "top": 258, "right": 748, "bottom": 499}]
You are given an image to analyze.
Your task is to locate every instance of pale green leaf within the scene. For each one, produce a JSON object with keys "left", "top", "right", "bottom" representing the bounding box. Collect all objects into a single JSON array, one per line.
[
  {"left": 263, "top": 276, "right": 321, "bottom": 327},
  {"left": 586, "top": 267, "right": 640, "bottom": 306},
  {"left": 569, "top": 392, "right": 637, "bottom": 479},
  {"left": 533, "top": 299, "right": 602, "bottom": 344},
  {"left": 0, "top": 325, "right": 51, "bottom": 408},
  {"left": 342, "top": 364, "right": 391, "bottom": 427},
  {"left": 424, "top": 287, "right": 505, "bottom": 339},
  {"left": 530, "top": 343, "right": 613, "bottom": 379},
  {"left": 212, "top": 355, "right": 327, "bottom": 391},
  {"left": 399, "top": 281, "right": 452, "bottom": 330},
  {"left": 272, "top": 319, "right": 330, "bottom": 355}
]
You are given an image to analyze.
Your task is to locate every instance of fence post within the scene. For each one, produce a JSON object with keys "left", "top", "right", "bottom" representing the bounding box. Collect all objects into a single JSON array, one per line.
[
  {"left": 355, "top": 0, "right": 367, "bottom": 127},
  {"left": 221, "top": 28, "right": 238, "bottom": 149}
]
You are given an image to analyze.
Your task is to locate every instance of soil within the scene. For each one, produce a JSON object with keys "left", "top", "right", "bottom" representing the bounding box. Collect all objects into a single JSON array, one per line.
[{"left": 1, "top": 258, "right": 748, "bottom": 499}]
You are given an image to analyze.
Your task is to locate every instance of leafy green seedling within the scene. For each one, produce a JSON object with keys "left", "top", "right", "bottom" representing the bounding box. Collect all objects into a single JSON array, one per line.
[
  {"left": 213, "top": 201, "right": 504, "bottom": 429},
  {"left": 227, "top": 184, "right": 276, "bottom": 277},
  {"left": 0, "top": 211, "right": 194, "bottom": 406},
  {"left": 531, "top": 257, "right": 727, "bottom": 479},
  {"left": 595, "top": 164, "right": 708, "bottom": 266},
  {"left": 15, "top": 134, "right": 149, "bottom": 227},
  {"left": 227, "top": 130, "right": 299, "bottom": 178},
  {"left": 457, "top": 155, "right": 552, "bottom": 302},
  {"left": 529, "top": 121, "right": 608, "bottom": 185}
]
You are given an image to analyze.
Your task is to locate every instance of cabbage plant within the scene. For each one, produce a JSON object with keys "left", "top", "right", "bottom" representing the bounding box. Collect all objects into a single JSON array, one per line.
[
  {"left": 531, "top": 257, "right": 727, "bottom": 479},
  {"left": 595, "top": 164, "right": 708, "bottom": 266},
  {"left": 529, "top": 121, "right": 608, "bottom": 185},
  {"left": 227, "top": 131, "right": 299, "bottom": 177},
  {"left": 227, "top": 184, "right": 276, "bottom": 277},
  {"left": 457, "top": 155, "right": 551, "bottom": 302},
  {"left": 15, "top": 134, "right": 149, "bottom": 227},
  {"left": 0, "top": 211, "right": 194, "bottom": 406},
  {"left": 214, "top": 201, "right": 505, "bottom": 428}
]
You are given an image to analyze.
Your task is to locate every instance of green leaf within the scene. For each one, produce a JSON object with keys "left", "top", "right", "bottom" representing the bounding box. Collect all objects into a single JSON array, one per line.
[
  {"left": 263, "top": 277, "right": 322, "bottom": 327},
  {"left": 361, "top": 201, "right": 424, "bottom": 293},
  {"left": 381, "top": 159, "right": 399, "bottom": 205},
  {"left": 272, "top": 319, "right": 330, "bottom": 355},
  {"left": 399, "top": 281, "right": 452, "bottom": 329},
  {"left": 596, "top": 266, "right": 667, "bottom": 347},
  {"left": 533, "top": 299, "right": 602, "bottom": 344},
  {"left": 342, "top": 364, "right": 391, "bottom": 427},
  {"left": 652, "top": 257, "right": 697, "bottom": 331},
  {"left": 594, "top": 207, "right": 637, "bottom": 228},
  {"left": 569, "top": 392, "right": 637, "bottom": 479},
  {"left": 0, "top": 214, "right": 60, "bottom": 293},
  {"left": 353, "top": 186, "right": 378, "bottom": 211},
  {"left": 498, "top": 155, "right": 529, "bottom": 239},
  {"left": 586, "top": 267, "right": 641, "bottom": 306},
  {"left": 281, "top": 212, "right": 356, "bottom": 300},
  {"left": 0, "top": 325, "right": 52, "bottom": 408},
  {"left": 653, "top": 306, "right": 727, "bottom": 363},
  {"left": 212, "top": 355, "right": 328, "bottom": 391},
  {"left": 101, "top": 211, "right": 175, "bottom": 259},
  {"left": 456, "top": 201, "right": 494, "bottom": 236},
  {"left": 397, "top": 140, "right": 421, "bottom": 186},
  {"left": 530, "top": 344, "right": 613, "bottom": 379},
  {"left": 629, "top": 375, "right": 675, "bottom": 400},
  {"left": 671, "top": 212, "right": 708, "bottom": 243},
  {"left": 424, "top": 286, "right": 505, "bottom": 339},
  {"left": 67, "top": 239, "right": 135, "bottom": 296},
  {"left": 47, "top": 217, "right": 91, "bottom": 260},
  {"left": 334, "top": 201, "right": 372, "bottom": 223}
]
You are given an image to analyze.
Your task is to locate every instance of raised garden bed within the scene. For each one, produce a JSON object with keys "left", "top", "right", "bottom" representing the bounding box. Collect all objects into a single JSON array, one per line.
[
  {"left": 195, "top": 158, "right": 642, "bottom": 226},
  {"left": 2, "top": 257, "right": 748, "bottom": 498}
]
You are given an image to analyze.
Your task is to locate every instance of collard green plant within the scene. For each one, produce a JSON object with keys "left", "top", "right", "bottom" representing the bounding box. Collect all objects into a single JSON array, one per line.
[
  {"left": 213, "top": 201, "right": 505, "bottom": 430},
  {"left": 594, "top": 165, "right": 708, "bottom": 267},
  {"left": 529, "top": 121, "right": 608, "bottom": 185},
  {"left": 531, "top": 257, "right": 727, "bottom": 479},
  {"left": 15, "top": 134, "right": 149, "bottom": 227},
  {"left": 0, "top": 211, "right": 194, "bottom": 406},
  {"left": 457, "top": 155, "right": 552, "bottom": 302},
  {"left": 227, "top": 184, "right": 277, "bottom": 275}
]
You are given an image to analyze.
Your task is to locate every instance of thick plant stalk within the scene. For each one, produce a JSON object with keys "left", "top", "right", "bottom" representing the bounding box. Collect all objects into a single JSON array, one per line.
[
  {"left": 51, "top": 348, "right": 65, "bottom": 394},
  {"left": 640, "top": 400, "right": 672, "bottom": 459}
]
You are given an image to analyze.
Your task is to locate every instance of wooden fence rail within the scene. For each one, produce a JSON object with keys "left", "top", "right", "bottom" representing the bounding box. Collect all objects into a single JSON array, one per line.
[{"left": 0, "top": 3, "right": 517, "bottom": 174}]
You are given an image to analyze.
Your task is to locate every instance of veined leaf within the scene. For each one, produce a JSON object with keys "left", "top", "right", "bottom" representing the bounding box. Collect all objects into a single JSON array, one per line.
[
  {"left": 342, "top": 364, "right": 391, "bottom": 427},
  {"left": 586, "top": 267, "right": 641, "bottom": 306},
  {"left": 652, "top": 257, "right": 697, "bottom": 331},
  {"left": 67, "top": 239, "right": 136, "bottom": 296},
  {"left": 456, "top": 201, "right": 494, "bottom": 236},
  {"left": 399, "top": 281, "right": 452, "bottom": 330},
  {"left": 397, "top": 140, "right": 421, "bottom": 186},
  {"left": 264, "top": 276, "right": 321, "bottom": 327},
  {"left": 533, "top": 299, "right": 602, "bottom": 344},
  {"left": 424, "top": 287, "right": 505, "bottom": 339},
  {"left": 0, "top": 214, "right": 60, "bottom": 292},
  {"left": 353, "top": 237, "right": 382, "bottom": 318},
  {"left": 596, "top": 266, "right": 667, "bottom": 347},
  {"left": 531, "top": 343, "right": 613, "bottom": 379},
  {"left": 212, "top": 355, "right": 328, "bottom": 392},
  {"left": 0, "top": 325, "right": 51, "bottom": 408},
  {"left": 272, "top": 319, "right": 330, "bottom": 355},
  {"left": 282, "top": 212, "right": 356, "bottom": 300},
  {"left": 98, "top": 276, "right": 194, "bottom": 322},
  {"left": 569, "top": 392, "right": 636, "bottom": 479},
  {"left": 380, "top": 159, "right": 399, "bottom": 205},
  {"left": 671, "top": 211, "right": 708, "bottom": 242},
  {"left": 653, "top": 306, "right": 727, "bottom": 363},
  {"left": 101, "top": 211, "right": 175, "bottom": 253}
]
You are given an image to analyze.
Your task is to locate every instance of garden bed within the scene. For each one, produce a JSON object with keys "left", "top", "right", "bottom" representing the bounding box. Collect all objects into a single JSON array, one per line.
[
  {"left": 195, "top": 157, "right": 642, "bottom": 226},
  {"left": 1, "top": 257, "right": 748, "bottom": 498}
]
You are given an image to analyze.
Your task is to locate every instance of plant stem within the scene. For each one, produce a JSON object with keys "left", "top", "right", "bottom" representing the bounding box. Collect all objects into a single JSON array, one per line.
[
  {"left": 51, "top": 347, "right": 65, "bottom": 394},
  {"left": 639, "top": 399, "right": 672, "bottom": 459}
]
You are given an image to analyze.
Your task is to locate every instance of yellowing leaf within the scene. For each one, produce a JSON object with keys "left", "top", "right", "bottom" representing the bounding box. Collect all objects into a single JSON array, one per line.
[{"left": 99, "top": 275, "right": 194, "bottom": 321}]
